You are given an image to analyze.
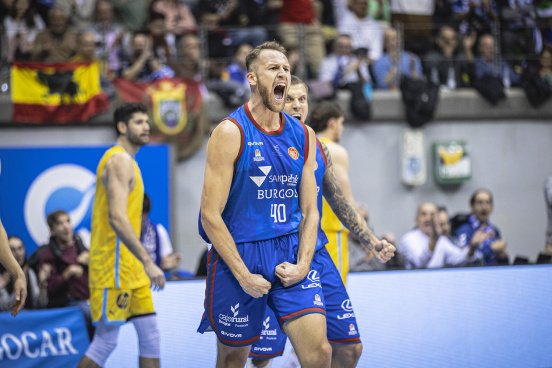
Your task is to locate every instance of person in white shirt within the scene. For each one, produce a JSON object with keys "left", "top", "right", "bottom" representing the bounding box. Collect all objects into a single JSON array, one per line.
[
  {"left": 337, "top": 0, "right": 384, "bottom": 61},
  {"left": 399, "top": 202, "right": 477, "bottom": 270}
]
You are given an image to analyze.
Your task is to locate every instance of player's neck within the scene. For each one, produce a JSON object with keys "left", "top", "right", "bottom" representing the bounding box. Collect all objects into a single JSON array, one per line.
[
  {"left": 116, "top": 138, "right": 139, "bottom": 157},
  {"left": 247, "top": 98, "right": 282, "bottom": 132}
]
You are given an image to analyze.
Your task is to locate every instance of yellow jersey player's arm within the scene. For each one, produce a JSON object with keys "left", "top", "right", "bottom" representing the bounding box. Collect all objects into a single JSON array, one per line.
[
  {"left": 275, "top": 126, "right": 319, "bottom": 287},
  {"left": 102, "top": 152, "right": 165, "bottom": 290},
  {"left": 200, "top": 120, "right": 271, "bottom": 298},
  {"left": 0, "top": 218, "right": 27, "bottom": 316},
  {"left": 321, "top": 141, "right": 395, "bottom": 262}
]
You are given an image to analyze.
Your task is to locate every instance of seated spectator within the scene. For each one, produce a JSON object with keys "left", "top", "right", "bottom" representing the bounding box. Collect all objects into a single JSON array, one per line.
[
  {"left": 438, "top": 206, "right": 485, "bottom": 266},
  {"left": 496, "top": 0, "right": 540, "bottom": 67},
  {"left": 399, "top": 202, "right": 477, "bottom": 270},
  {"left": 372, "top": 27, "right": 422, "bottom": 90},
  {"left": 277, "top": 0, "right": 327, "bottom": 77},
  {"left": 451, "top": 188, "right": 509, "bottom": 266},
  {"left": 56, "top": 0, "right": 97, "bottom": 32},
  {"left": 337, "top": 0, "right": 384, "bottom": 61},
  {"left": 457, "top": 0, "right": 499, "bottom": 37},
  {"left": 148, "top": 12, "right": 176, "bottom": 64},
  {"left": 3, "top": 0, "right": 45, "bottom": 62},
  {"left": 474, "top": 33, "right": 521, "bottom": 87},
  {"left": 70, "top": 31, "right": 116, "bottom": 101},
  {"left": 197, "top": 0, "right": 267, "bottom": 58},
  {"left": 140, "top": 194, "right": 184, "bottom": 280},
  {"left": 423, "top": 25, "right": 476, "bottom": 88},
  {"left": 168, "top": 34, "right": 209, "bottom": 99},
  {"left": 226, "top": 43, "right": 252, "bottom": 88},
  {"left": 151, "top": 0, "right": 197, "bottom": 37},
  {"left": 38, "top": 210, "right": 93, "bottom": 339},
  {"left": 0, "top": 235, "right": 48, "bottom": 311},
  {"left": 31, "top": 7, "right": 77, "bottom": 62},
  {"left": 91, "top": 0, "right": 126, "bottom": 77},
  {"left": 319, "top": 34, "right": 372, "bottom": 89},
  {"left": 118, "top": 31, "right": 174, "bottom": 82}
]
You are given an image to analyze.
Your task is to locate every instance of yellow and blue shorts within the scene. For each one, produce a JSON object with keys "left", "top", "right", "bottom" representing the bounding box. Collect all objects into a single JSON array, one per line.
[{"left": 90, "top": 284, "right": 155, "bottom": 325}]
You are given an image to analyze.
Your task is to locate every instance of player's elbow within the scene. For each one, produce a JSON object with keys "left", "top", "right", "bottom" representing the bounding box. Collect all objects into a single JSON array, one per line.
[{"left": 108, "top": 210, "right": 126, "bottom": 231}]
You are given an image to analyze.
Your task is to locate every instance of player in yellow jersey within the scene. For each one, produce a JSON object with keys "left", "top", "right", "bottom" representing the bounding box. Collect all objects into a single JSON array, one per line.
[
  {"left": 78, "top": 103, "right": 166, "bottom": 368},
  {"left": 309, "top": 101, "right": 355, "bottom": 285}
]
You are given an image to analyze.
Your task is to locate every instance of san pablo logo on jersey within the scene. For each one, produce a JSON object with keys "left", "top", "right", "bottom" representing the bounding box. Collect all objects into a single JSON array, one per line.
[
  {"left": 288, "top": 147, "right": 299, "bottom": 160},
  {"left": 348, "top": 323, "right": 358, "bottom": 336}
]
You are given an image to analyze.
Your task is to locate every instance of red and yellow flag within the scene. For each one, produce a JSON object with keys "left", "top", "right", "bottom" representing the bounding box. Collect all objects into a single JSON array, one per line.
[{"left": 11, "top": 61, "right": 110, "bottom": 123}]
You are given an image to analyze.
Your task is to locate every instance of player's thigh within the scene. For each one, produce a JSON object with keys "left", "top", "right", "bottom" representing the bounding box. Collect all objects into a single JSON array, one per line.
[{"left": 282, "top": 312, "right": 328, "bottom": 354}]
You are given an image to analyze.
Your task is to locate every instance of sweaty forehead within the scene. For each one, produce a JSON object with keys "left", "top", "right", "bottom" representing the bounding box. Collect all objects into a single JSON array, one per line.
[{"left": 259, "top": 49, "right": 289, "bottom": 66}]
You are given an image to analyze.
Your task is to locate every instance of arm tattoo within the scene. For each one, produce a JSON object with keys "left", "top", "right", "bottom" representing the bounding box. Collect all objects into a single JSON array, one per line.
[{"left": 320, "top": 141, "right": 376, "bottom": 251}]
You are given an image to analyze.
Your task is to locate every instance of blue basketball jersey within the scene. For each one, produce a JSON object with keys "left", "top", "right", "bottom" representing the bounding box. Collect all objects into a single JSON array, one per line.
[
  {"left": 199, "top": 103, "right": 310, "bottom": 244},
  {"left": 314, "top": 138, "right": 329, "bottom": 251}
]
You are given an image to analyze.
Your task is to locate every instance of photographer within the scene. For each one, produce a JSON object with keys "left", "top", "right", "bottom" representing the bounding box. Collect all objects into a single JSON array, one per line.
[{"left": 118, "top": 30, "right": 174, "bottom": 82}]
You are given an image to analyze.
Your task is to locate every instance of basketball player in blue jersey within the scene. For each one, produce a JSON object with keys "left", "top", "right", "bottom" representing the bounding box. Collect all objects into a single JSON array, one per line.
[
  {"left": 197, "top": 42, "right": 332, "bottom": 368},
  {"left": 248, "top": 76, "right": 395, "bottom": 368}
]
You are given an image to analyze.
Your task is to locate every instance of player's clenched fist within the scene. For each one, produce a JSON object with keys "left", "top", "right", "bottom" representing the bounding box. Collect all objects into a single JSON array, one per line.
[{"left": 239, "top": 273, "right": 271, "bottom": 298}]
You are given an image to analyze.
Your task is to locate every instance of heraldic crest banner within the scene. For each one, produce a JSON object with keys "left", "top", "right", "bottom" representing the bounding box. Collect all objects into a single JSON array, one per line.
[{"left": 112, "top": 77, "right": 210, "bottom": 160}]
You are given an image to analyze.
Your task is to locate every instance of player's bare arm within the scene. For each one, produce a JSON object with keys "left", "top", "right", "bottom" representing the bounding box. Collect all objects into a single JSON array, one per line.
[
  {"left": 275, "top": 126, "right": 319, "bottom": 286},
  {"left": 321, "top": 141, "right": 395, "bottom": 263},
  {"left": 0, "top": 218, "right": 27, "bottom": 316},
  {"left": 201, "top": 120, "right": 271, "bottom": 298},
  {"left": 103, "top": 153, "right": 166, "bottom": 290},
  {"left": 326, "top": 141, "right": 354, "bottom": 202}
]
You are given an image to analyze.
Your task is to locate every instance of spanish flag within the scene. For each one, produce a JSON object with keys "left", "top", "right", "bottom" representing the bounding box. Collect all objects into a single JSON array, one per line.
[{"left": 11, "top": 61, "right": 110, "bottom": 123}]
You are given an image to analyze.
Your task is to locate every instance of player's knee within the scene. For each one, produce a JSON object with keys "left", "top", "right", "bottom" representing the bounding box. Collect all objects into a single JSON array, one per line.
[
  {"left": 250, "top": 358, "right": 272, "bottom": 368},
  {"left": 332, "top": 343, "right": 363, "bottom": 367},
  {"left": 135, "top": 317, "right": 161, "bottom": 358},
  {"left": 300, "top": 340, "right": 332, "bottom": 367},
  {"left": 85, "top": 334, "right": 118, "bottom": 366}
]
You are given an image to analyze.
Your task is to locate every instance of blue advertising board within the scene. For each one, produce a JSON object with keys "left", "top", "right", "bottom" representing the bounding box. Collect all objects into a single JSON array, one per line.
[
  {"left": 0, "top": 307, "right": 90, "bottom": 367},
  {"left": 0, "top": 145, "right": 170, "bottom": 254}
]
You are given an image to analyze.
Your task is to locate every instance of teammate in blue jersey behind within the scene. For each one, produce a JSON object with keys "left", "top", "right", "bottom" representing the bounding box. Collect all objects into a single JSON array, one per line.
[
  {"left": 197, "top": 42, "right": 332, "bottom": 368},
  {"left": 248, "top": 77, "right": 396, "bottom": 368}
]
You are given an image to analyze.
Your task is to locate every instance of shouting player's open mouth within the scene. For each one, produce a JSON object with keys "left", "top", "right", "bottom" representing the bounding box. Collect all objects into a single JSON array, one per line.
[{"left": 274, "top": 83, "right": 286, "bottom": 102}]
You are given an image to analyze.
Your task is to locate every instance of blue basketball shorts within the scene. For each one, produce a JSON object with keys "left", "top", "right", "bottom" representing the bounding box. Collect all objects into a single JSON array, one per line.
[
  {"left": 249, "top": 246, "right": 361, "bottom": 359},
  {"left": 197, "top": 233, "right": 326, "bottom": 347}
]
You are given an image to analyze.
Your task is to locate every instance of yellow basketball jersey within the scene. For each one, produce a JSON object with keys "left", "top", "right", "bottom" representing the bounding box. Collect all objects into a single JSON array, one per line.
[
  {"left": 318, "top": 137, "right": 349, "bottom": 284},
  {"left": 89, "top": 145, "right": 149, "bottom": 289}
]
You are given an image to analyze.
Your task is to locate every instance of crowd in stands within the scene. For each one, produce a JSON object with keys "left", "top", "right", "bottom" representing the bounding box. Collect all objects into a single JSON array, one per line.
[
  {"left": 349, "top": 187, "right": 552, "bottom": 272},
  {"left": 0, "top": 197, "right": 184, "bottom": 315},
  {"left": 1, "top": 0, "right": 552, "bottom": 109}
]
